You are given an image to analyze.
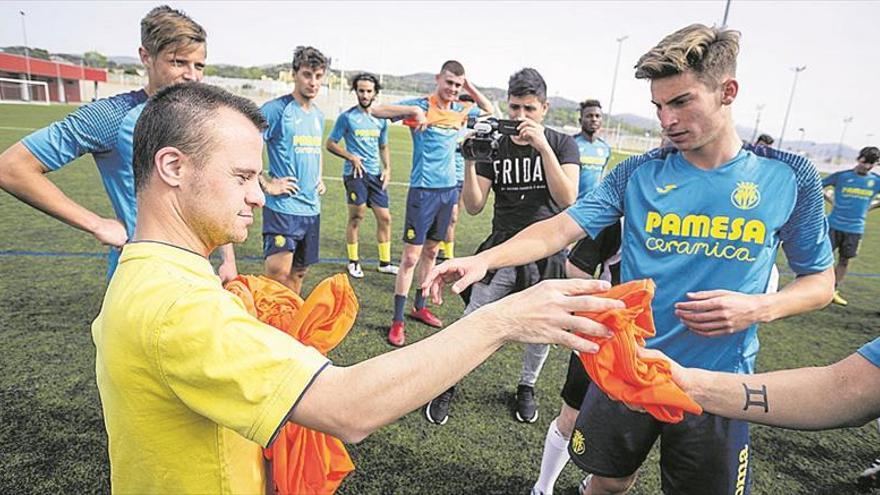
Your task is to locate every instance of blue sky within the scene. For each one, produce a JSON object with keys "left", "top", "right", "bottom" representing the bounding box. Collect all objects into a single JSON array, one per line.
[{"left": 2, "top": 1, "right": 878, "bottom": 147}]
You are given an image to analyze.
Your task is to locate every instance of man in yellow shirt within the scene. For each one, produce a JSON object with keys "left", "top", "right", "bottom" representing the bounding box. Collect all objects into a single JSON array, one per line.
[{"left": 92, "top": 82, "right": 623, "bottom": 493}]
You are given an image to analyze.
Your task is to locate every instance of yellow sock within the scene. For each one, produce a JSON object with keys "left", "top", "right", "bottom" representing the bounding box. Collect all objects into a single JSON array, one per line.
[
  {"left": 347, "top": 243, "right": 359, "bottom": 262},
  {"left": 445, "top": 241, "right": 454, "bottom": 259},
  {"left": 378, "top": 242, "right": 391, "bottom": 264}
]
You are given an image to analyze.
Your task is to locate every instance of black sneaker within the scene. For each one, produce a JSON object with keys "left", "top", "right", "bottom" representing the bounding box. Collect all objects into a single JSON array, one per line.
[
  {"left": 858, "top": 458, "right": 880, "bottom": 491},
  {"left": 425, "top": 386, "right": 455, "bottom": 425},
  {"left": 515, "top": 384, "right": 538, "bottom": 423}
]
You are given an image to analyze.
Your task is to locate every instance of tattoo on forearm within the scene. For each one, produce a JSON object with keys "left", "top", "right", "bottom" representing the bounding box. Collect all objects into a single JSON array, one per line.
[{"left": 742, "top": 383, "right": 769, "bottom": 413}]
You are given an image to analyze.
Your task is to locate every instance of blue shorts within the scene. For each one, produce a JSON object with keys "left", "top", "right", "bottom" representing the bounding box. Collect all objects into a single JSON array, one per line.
[
  {"left": 403, "top": 186, "right": 458, "bottom": 245},
  {"left": 570, "top": 386, "right": 751, "bottom": 495},
  {"left": 262, "top": 208, "right": 320, "bottom": 267},
  {"left": 344, "top": 173, "right": 390, "bottom": 209},
  {"left": 455, "top": 179, "right": 464, "bottom": 195}
]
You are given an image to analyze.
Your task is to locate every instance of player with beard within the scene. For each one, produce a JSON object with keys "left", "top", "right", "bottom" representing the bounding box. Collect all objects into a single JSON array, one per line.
[
  {"left": 326, "top": 72, "right": 397, "bottom": 278},
  {"left": 259, "top": 46, "right": 328, "bottom": 295},
  {"left": 574, "top": 100, "right": 612, "bottom": 200},
  {"left": 424, "top": 68, "right": 579, "bottom": 426}
]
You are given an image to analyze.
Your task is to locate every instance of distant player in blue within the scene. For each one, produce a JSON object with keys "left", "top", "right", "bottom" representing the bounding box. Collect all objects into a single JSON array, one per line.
[
  {"left": 573, "top": 99, "right": 612, "bottom": 199},
  {"left": 427, "top": 24, "right": 834, "bottom": 495},
  {"left": 821, "top": 146, "right": 880, "bottom": 306},
  {"left": 0, "top": 5, "right": 207, "bottom": 278},
  {"left": 326, "top": 72, "right": 397, "bottom": 279},
  {"left": 259, "top": 46, "right": 328, "bottom": 295},
  {"left": 371, "top": 60, "right": 493, "bottom": 346}
]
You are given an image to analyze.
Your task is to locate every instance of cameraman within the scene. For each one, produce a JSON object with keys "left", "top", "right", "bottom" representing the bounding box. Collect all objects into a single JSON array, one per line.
[{"left": 425, "top": 68, "right": 579, "bottom": 425}]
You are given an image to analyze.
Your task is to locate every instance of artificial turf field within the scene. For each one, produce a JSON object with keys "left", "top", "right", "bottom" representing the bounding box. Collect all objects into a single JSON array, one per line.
[{"left": 0, "top": 102, "right": 878, "bottom": 494}]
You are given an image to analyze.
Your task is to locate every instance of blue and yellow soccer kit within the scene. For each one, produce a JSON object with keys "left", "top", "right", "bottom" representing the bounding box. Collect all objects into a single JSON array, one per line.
[
  {"left": 822, "top": 169, "right": 880, "bottom": 259},
  {"left": 566, "top": 145, "right": 833, "bottom": 494},
  {"left": 395, "top": 97, "right": 480, "bottom": 245},
  {"left": 22, "top": 90, "right": 149, "bottom": 277},
  {"left": 260, "top": 95, "right": 324, "bottom": 265},
  {"left": 573, "top": 133, "right": 612, "bottom": 200},
  {"left": 328, "top": 106, "right": 390, "bottom": 209}
]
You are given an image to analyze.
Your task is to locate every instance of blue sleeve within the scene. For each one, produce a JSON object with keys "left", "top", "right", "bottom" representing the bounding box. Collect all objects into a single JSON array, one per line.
[
  {"left": 395, "top": 98, "right": 426, "bottom": 109},
  {"left": 779, "top": 156, "right": 835, "bottom": 275},
  {"left": 379, "top": 119, "right": 389, "bottom": 146},
  {"left": 260, "top": 100, "right": 282, "bottom": 143},
  {"left": 821, "top": 171, "right": 838, "bottom": 187},
  {"left": 566, "top": 153, "right": 642, "bottom": 237},
  {"left": 21, "top": 98, "right": 124, "bottom": 171},
  {"left": 857, "top": 337, "right": 880, "bottom": 368},
  {"left": 328, "top": 113, "right": 346, "bottom": 143},
  {"left": 467, "top": 105, "right": 482, "bottom": 117}
]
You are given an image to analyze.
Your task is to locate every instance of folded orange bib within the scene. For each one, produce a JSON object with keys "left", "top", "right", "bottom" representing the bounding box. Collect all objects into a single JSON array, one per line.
[
  {"left": 402, "top": 94, "right": 473, "bottom": 129},
  {"left": 226, "top": 274, "right": 358, "bottom": 494},
  {"left": 575, "top": 279, "right": 702, "bottom": 423}
]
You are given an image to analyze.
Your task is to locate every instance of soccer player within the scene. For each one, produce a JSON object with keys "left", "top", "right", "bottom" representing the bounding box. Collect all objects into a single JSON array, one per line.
[
  {"left": 820, "top": 146, "right": 880, "bottom": 306},
  {"left": 755, "top": 133, "right": 774, "bottom": 147},
  {"left": 259, "top": 46, "right": 328, "bottom": 295},
  {"left": 574, "top": 99, "right": 612, "bottom": 200},
  {"left": 643, "top": 337, "right": 880, "bottom": 490},
  {"left": 93, "top": 81, "right": 622, "bottom": 493},
  {"left": 426, "top": 24, "right": 835, "bottom": 495},
  {"left": 0, "top": 5, "right": 207, "bottom": 278},
  {"left": 424, "top": 68, "right": 579, "bottom": 426},
  {"left": 371, "top": 60, "right": 492, "bottom": 346},
  {"left": 326, "top": 72, "right": 397, "bottom": 278}
]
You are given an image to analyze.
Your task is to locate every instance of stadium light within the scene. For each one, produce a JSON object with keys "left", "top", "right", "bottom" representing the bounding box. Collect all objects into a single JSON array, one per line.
[
  {"left": 778, "top": 65, "right": 806, "bottom": 149},
  {"left": 20, "top": 10, "right": 32, "bottom": 82},
  {"left": 607, "top": 35, "right": 628, "bottom": 125},
  {"left": 836, "top": 116, "right": 853, "bottom": 164},
  {"left": 721, "top": 0, "right": 733, "bottom": 27},
  {"left": 750, "top": 104, "right": 764, "bottom": 143}
]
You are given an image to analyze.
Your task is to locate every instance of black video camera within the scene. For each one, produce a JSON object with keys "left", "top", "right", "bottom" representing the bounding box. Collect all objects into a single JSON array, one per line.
[{"left": 459, "top": 116, "right": 521, "bottom": 162}]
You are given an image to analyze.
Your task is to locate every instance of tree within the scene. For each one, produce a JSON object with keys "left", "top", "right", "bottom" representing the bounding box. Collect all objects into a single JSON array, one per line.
[{"left": 83, "top": 51, "right": 108, "bottom": 68}]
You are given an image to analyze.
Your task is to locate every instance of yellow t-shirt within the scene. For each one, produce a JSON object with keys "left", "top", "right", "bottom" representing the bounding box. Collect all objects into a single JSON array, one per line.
[{"left": 92, "top": 241, "right": 329, "bottom": 494}]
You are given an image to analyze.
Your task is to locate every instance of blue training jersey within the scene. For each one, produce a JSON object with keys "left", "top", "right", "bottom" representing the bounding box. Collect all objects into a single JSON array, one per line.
[
  {"left": 261, "top": 95, "right": 324, "bottom": 216},
  {"left": 822, "top": 169, "right": 880, "bottom": 234},
  {"left": 858, "top": 337, "right": 880, "bottom": 368},
  {"left": 21, "top": 89, "right": 149, "bottom": 277},
  {"left": 328, "top": 106, "right": 388, "bottom": 177},
  {"left": 567, "top": 145, "right": 833, "bottom": 373},
  {"left": 395, "top": 97, "right": 480, "bottom": 188},
  {"left": 573, "top": 134, "right": 612, "bottom": 198}
]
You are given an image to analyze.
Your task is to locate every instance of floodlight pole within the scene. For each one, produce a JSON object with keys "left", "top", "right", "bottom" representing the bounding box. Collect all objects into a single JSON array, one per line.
[
  {"left": 837, "top": 116, "right": 853, "bottom": 164},
  {"left": 721, "top": 0, "right": 732, "bottom": 27},
  {"left": 20, "top": 10, "right": 32, "bottom": 82},
  {"left": 750, "top": 104, "right": 764, "bottom": 143},
  {"left": 778, "top": 65, "right": 806, "bottom": 149},
  {"left": 607, "top": 35, "right": 628, "bottom": 125}
]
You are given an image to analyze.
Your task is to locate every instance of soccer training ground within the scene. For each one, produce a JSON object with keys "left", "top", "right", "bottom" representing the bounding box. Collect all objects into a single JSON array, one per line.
[{"left": 0, "top": 102, "right": 877, "bottom": 494}]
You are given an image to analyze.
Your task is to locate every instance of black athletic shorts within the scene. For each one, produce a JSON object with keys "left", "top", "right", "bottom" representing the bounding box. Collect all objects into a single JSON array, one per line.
[
  {"left": 569, "top": 386, "right": 751, "bottom": 495},
  {"left": 829, "top": 228, "right": 862, "bottom": 259},
  {"left": 568, "top": 221, "right": 623, "bottom": 277},
  {"left": 560, "top": 351, "right": 592, "bottom": 409}
]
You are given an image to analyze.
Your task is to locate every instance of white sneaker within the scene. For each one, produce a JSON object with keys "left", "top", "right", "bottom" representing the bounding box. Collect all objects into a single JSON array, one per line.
[
  {"left": 376, "top": 263, "right": 399, "bottom": 275},
  {"left": 347, "top": 261, "right": 364, "bottom": 279}
]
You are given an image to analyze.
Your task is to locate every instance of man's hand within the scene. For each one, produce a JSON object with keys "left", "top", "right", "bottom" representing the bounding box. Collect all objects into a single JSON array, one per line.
[
  {"left": 263, "top": 176, "right": 299, "bottom": 196},
  {"left": 674, "top": 290, "right": 766, "bottom": 336},
  {"left": 316, "top": 178, "right": 327, "bottom": 195},
  {"left": 92, "top": 217, "right": 128, "bottom": 247},
  {"left": 412, "top": 107, "right": 428, "bottom": 132},
  {"left": 516, "top": 118, "right": 551, "bottom": 152},
  {"left": 637, "top": 347, "right": 693, "bottom": 393},
  {"left": 380, "top": 169, "right": 390, "bottom": 190},
  {"left": 423, "top": 254, "right": 489, "bottom": 305},
  {"left": 351, "top": 156, "right": 365, "bottom": 178},
  {"left": 487, "top": 278, "right": 623, "bottom": 354},
  {"left": 217, "top": 260, "right": 239, "bottom": 285}
]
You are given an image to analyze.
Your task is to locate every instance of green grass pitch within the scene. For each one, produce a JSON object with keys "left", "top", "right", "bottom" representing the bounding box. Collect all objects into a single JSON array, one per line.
[{"left": 0, "top": 102, "right": 878, "bottom": 494}]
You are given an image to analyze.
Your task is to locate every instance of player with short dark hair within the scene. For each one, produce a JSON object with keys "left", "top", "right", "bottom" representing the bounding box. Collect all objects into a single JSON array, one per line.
[
  {"left": 822, "top": 145, "right": 880, "bottom": 306},
  {"left": 755, "top": 134, "right": 774, "bottom": 147},
  {"left": 0, "top": 4, "right": 207, "bottom": 278},
  {"left": 424, "top": 67, "right": 579, "bottom": 426},
  {"left": 326, "top": 72, "right": 398, "bottom": 278},
  {"left": 259, "top": 46, "right": 329, "bottom": 295},
  {"left": 427, "top": 24, "right": 835, "bottom": 495},
  {"left": 574, "top": 99, "right": 612, "bottom": 200}
]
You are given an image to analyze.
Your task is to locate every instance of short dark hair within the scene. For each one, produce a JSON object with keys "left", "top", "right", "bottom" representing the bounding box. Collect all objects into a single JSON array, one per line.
[
  {"left": 579, "top": 99, "right": 602, "bottom": 113},
  {"left": 292, "top": 46, "right": 328, "bottom": 72},
  {"left": 859, "top": 146, "right": 880, "bottom": 164},
  {"left": 133, "top": 82, "right": 267, "bottom": 192},
  {"left": 756, "top": 134, "right": 774, "bottom": 146},
  {"left": 507, "top": 68, "right": 547, "bottom": 102},
  {"left": 458, "top": 93, "right": 474, "bottom": 103},
  {"left": 440, "top": 60, "right": 465, "bottom": 76},
  {"left": 350, "top": 72, "right": 381, "bottom": 93}
]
